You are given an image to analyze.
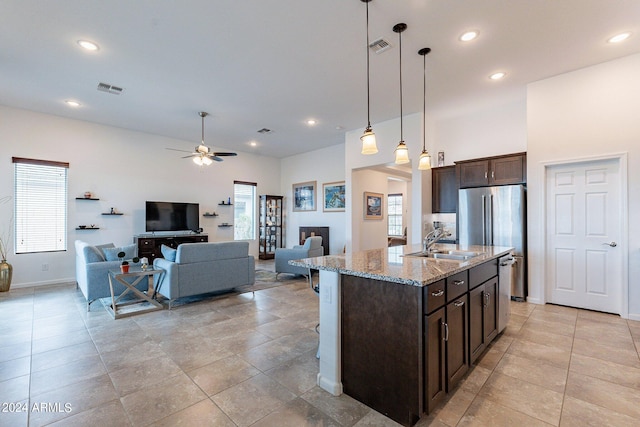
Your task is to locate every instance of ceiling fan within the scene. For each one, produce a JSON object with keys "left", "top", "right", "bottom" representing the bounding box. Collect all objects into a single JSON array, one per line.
[{"left": 166, "top": 112, "right": 237, "bottom": 165}]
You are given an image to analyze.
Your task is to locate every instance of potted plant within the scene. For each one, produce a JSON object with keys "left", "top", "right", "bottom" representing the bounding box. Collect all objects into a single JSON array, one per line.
[
  {"left": 0, "top": 196, "right": 13, "bottom": 292},
  {"left": 118, "top": 251, "right": 129, "bottom": 273}
]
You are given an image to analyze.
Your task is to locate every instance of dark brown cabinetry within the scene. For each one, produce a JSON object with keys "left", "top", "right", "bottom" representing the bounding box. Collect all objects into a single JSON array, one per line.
[
  {"left": 432, "top": 166, "right": 457, "bottom": 213},
  {"left": 134, "top": 234, "right": 208, "bottom": 264},
  {"left": 468, "top": 260, "right": 499, "bottom": 363},
  {"left": 259, "top": 195, "right": 283, "bottom": 260},
  {"left": 457, "top": 153, "right": 526, "bottom": 188},
  {"left": 425, "top": 307, "right": 446, "bottom": 413},
  {"left": 445, "top": 271, "right": 469, "bottom": 390}
]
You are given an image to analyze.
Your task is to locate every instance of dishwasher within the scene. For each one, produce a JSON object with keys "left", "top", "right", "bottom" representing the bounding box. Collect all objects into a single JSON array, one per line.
[{"left": 498, "top": 254, "right": 515, "bottom": 332}]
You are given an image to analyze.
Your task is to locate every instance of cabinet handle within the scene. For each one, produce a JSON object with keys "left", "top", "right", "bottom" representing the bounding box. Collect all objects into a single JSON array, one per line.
[
  {"left": 431, "top": 289, "right": 444, "bottom": 297},
  {"left": 453, "top": 280, "right": 465, "bottom": 286},
  {"left": 491, "top": 171, "right": 495, "bottom": 179},
  {"left": 484, "top": 292, "right": 491, "bottom": 307},
  {"left": 454, "top": 300, "right": 465, "bottom": 307},
  {"left": 443, "top": 322, "right": 449, "bottom": 342},
  {"left": 484, "top": 171, "right": 488, "bottom": 179}
]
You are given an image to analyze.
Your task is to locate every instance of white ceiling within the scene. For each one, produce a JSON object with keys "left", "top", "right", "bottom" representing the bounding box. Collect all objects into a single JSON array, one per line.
[{"left": 1, "top": 1, "right": 639, "bottom": 158}]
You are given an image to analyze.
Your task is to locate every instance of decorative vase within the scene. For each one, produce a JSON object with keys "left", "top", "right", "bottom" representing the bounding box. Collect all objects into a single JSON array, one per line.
[{"left": 0, "top": 259, "right": 12, "bottom": 292}]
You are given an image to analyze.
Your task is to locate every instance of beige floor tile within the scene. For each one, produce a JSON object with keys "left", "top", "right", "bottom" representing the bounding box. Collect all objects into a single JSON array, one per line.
[
  {"left": 120, "top": 373, "right": 207, "bottom": 426},
  {"left": 31, "top": 328, "right": 93, "bottom": 354},
  {"left": 495, "top": 352, "right": 567, "bottom": 393},
  {"left": 536, "top": 303, "right": 578, "bottom": 316},
  {"left": 565, "top": 371, "right": 640, "bottom": 419},
  {"left": 628, "top": 320, "right": 640, "bottom": 339},
  {"left": 30, "top": 354, "right": 107, "bottom": 396},
  {"left": 571, "top": 336, "right": 640, "bottom": 368},
  {"left": 148, "top": 399, "right": 236, "bottom": 427},
  {"left": 528, "top": 308, "right": 577, "bottom": 325},
  {"left": 214, "top": 328, "right": 273, "bottom": 354},
  {"left": 509, "top": 301, "right": 536, "bottom": 317},
  {"left": 516, "top": 327, "right": 574, "bottom": 352},
  {"left": 46, "top": 399, "right": 131, "bottom": 427},
  {"left": 188, "top": 354, "right": 260, "bottom": 396},
  {"left": 0, "top": 341, "right": 31, "bottom": 363},
  {"left": 0, "top": 400, "right": 29, "bottom": 427},
  {"left": 434, "top": 388, "right": 476, "bottom": 426},
  {"left": 256, "top": 317, "right": 311, "bottom": 339},
  {"left": 99, "top": 339, "right": 167, "bottom": 372},
  {"left": 240, "top": 330, "right": 318, "bottom": 371},
  {"left": 301, "top": 386, "right": 371, "bottom": 427},
  {"left": 458, "top": 396, "right": 554, "bottom": 427},
  {"left": 487, "top": 334, "right": 513, "bottom": 353},
  {"left": 30, "top": 340, "right": 98, "bottom": 372},
  {"left": 159, "top": 335, "right": 235, "bottom": 371},
  {"left": 521, "top": 316, "right": 576, "bottom": 337},
  {"left": 478, "top": 372, "right": 563, "bottom": 425},
  {"left": 0, "top": 355, "right": 30, "bottom": 382},
  {"left": 265, "top": 350, "right": 320, "bottom": 395},
  {"left": 0, "top": 374, "right": 30, "bottom": 403},
  {"left": 560, "top": 395, "right": 640, "bottom": 427},
  {"left": 212, "top": 373, "right": 297, "bottom": 427},
  {"left": 507, "top": 339, "right": 572, "bottom": 369},
  {"left": 29, "top": 374, "right": 120, "bottom": 427},
  {"left": 252, "top": 397, "right": 342, "bottom": 427},
  {"left": 577, "top": 309, "right": 626, "bottom": 324},
  {"left": 570, "top": 352, "right": 640, "bottom": 390},
  {"left": 353, "top": 409, "right": 404, "bottom": 426},
  {"left": 475, "top": 347, "right": 505, "bottom": 371},
  {"left": 459, "top": 365, "right": 492, "bottom": 394},
  {"left": 110, "top": 354, "right": 183, "bottom": 396}
]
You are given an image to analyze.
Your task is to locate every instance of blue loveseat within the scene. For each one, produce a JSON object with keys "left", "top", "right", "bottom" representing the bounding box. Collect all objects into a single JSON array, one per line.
[
  {"left": 153, "top": 241, "right": 255, "bottom": 308},
  {"left": 75, "top": 240, "right": 144, "bottom": 310}
]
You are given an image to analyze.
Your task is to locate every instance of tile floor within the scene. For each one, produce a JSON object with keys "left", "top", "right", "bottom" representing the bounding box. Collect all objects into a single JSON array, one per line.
[{"left": 1, "top": 267, "right": 640, "bottom": 426}]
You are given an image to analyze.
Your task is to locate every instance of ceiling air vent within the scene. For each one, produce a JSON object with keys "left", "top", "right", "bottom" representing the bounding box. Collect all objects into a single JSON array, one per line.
[
  {"left": 369, "top": 38, "right": 392, "bottom": 54},
  {"left": 97, "top": 82, "right": 124, "bottom": 95},
  {"left": 257, "top": 128, "right": 273, "bottom": 134}
]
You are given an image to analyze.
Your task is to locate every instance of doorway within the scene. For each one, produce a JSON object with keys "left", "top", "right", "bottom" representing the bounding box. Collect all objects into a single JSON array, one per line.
[{"left": 545, "top": 156, "right": 627, "bottom": 315}]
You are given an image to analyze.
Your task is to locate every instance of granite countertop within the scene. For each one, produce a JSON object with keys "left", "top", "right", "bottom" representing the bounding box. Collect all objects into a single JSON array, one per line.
[{"left": 289, "top": 243, "right": 513, "bottom": 287}]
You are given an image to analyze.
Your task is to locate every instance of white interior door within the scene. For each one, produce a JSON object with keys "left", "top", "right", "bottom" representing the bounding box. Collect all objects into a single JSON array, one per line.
[{"left": 546, "top": 158, "right": 622, "bottom": 314}]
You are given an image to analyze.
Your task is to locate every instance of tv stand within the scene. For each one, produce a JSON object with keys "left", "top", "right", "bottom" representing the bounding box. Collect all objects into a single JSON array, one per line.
[{"left": 134, "top": 234, "right": 208, "bottom": 264}]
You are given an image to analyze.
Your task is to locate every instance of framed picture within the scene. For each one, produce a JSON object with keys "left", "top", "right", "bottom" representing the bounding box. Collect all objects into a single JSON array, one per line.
[
  {"left": 323, "top": 181, "right": 346, "bottom": 212},
  {"left": 437, "top": 151, "right": 445, "bottom": 167},
  {"left": 292, "top": 181, "right": 316, "bottom": 211},
  {"left": 364, "top": 191, "right": 383, "bottom": 220}
]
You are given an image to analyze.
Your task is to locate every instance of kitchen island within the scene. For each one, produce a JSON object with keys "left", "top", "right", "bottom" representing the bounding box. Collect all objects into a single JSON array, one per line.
[{"left": 290, "top": 243, "right": 513, "bottom": 426}]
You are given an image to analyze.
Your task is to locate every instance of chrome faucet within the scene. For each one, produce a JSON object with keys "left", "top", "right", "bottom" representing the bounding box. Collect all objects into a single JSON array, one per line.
[{"left": 423, "top": 228, "right": 450, "bottom": 252}]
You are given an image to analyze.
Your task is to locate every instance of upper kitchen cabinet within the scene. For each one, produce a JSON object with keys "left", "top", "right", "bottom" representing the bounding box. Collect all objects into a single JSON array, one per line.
[
  {"left": 457, "top": 152, "right": 526, "bottom": 188},
  {"left": 432, "top": 166, "right": 457, "bottom": 213}
]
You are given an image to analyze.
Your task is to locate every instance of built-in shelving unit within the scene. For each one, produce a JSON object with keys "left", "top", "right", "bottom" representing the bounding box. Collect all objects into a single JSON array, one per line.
[{"left": 259, "top": 195, "right": 283, "bottom": 259}]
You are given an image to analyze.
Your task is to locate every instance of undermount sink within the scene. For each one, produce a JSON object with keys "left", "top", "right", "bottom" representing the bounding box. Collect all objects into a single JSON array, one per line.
[{"left": 402, "top": 250, "right": 483, "bottom": 261}]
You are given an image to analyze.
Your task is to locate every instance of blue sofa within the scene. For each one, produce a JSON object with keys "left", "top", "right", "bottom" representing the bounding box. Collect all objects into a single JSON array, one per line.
[
  {"left": 153, "top": 241, "right": 255, "bottom": 308},
  {"left": 75, "top": 240, "right": 144, "bottom": 310}
]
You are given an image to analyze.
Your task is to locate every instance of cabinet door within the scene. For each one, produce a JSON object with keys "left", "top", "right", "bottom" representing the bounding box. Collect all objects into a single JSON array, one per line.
[
  {"left": 425, "top": 308, "right": 446, "bottom": 413},
  {"left": 432, "top": 166, "right": 457, "bottom": 213},
  {"left": 446, "top": 295, "right": 469, "bottom": 390},
  {"left": 489, "top": 154, "right": 526, "bottom": 185},
  {"left": 469, "top": 285, "right": 486, "bottom": 363},
  {"left": 458, "top": 160, "right": 490, "bottom": 188},
  {"left": 483, "top": 277, "right": 499, "bottom": 343}
]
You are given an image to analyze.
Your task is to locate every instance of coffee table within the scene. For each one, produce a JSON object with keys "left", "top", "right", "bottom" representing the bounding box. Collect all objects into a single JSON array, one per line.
[{"left": 104, "top": 266, "right": 164, "bottom": 319}]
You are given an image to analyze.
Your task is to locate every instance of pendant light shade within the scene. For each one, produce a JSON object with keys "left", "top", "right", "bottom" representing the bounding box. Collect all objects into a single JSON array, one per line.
[
  {"left": 418, "top": 47, "right": 432, "bottom": 170},
  {"left": 360, "top": 0, "right": 377, "bottom": 154},
  {"left": 393, "top": 23, "right": 409, "bottom": 165}
]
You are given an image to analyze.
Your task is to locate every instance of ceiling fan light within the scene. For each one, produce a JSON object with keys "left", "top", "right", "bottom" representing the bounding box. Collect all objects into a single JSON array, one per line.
[
  {"left": 361, "top": 127, "right": 378, "bottom": 154},
  {"left": 418, "top": 150, "right": 432, "bottom": 170},
  {"left": 202, "top": 156, "right": 213, "bottom": 166},
  {"left": 193, "top": 156, "right": 203, "bottom": 166},
  {"left": 394, "top": 141, "right": 410, "bottom": 164},
  {"left": 196, "top": 144, "right": 210, "bottom": 154}
]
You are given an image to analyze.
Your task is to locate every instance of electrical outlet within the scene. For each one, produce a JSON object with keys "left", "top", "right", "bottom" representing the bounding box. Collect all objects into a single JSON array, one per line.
[{"left": 42, "top": 263, "right": 49, "bottom": 271}]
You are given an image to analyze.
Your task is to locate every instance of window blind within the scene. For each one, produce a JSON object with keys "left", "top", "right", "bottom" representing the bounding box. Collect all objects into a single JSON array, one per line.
[{"left": 13, "top": 157, "right": 69, "bottom": 253}]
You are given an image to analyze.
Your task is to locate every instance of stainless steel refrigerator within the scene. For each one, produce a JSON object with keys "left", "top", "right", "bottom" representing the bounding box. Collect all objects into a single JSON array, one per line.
[{"left": 458, "top": 185, "right": 527, "bottom": 301}]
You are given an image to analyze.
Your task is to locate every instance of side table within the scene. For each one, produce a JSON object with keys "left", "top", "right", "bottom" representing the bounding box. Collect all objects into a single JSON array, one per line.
[{"left": 104, "top": 267, "right": 164, "bottom": 319}]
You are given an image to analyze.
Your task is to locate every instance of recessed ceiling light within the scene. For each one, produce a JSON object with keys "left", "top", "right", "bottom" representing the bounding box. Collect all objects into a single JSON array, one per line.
[
  {"left": 65, "top": 100, "right": 81, "bottom": 107},
  {"left": 306, "top": 119, "right": 317, "bottom": 126},
  {"left": 608, "top": 32, "right": 631, "bottom": 43},
  {"left": 459, "top": 30, "right": 479, "bottom": 42},
  {"left": 249, "top": 141, "right": 257, "bottom": 147},
  {"left": 77, "top": 40, "right": 99, "bottom": 51},
  {"left": 489, "top": 72, "right": 506, "bottom": 81}
]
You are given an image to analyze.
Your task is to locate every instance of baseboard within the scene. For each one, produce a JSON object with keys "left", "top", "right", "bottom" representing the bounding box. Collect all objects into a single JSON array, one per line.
[
  {"left": 628, "top": 313, "right": 640, "bottom": 321},
  {"left": 10, "top": 279, "right": 76, "bottom": 289}
]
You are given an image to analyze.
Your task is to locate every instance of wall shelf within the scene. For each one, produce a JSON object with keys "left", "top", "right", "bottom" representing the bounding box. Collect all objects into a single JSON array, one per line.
[
  {"left": 203, "top": 213, "right": 219, "bottom": 217},
  {"left": 76, "top": 227, "right": 100, "bottom": 230},
  {"left": 218, "top": 203, "right": 233, "bottom": 206},
  {"left": 218, "top": 224, "right": 233, "bottom": 228},
  {"left": 75, "top": 197, "right": 99, "bottom": 201},
  {"left": 102, "top": 213, "right": 123, "bottom": 215}
]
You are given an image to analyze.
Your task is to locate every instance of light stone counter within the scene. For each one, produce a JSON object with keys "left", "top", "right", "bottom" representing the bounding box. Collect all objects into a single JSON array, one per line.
[{"left": 289, "top": 243, "right": 513, "bottom": 287}]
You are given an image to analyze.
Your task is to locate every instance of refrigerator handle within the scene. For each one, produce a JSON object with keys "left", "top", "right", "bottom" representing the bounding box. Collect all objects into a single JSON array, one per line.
[
  {"left": 489, "top": 194, "right": 494, "bottom": 245},
  {"left": 481, "top": 195, "right": 486, "bottom": 245}
]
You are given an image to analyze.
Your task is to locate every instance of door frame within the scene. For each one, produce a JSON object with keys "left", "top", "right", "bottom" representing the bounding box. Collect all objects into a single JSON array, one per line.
[{"left": 539, "top": 152, "right": 628, "bottom": 318}]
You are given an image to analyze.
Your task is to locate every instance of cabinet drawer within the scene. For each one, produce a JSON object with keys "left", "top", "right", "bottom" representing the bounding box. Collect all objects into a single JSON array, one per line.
[
  {"left": 469, "top": 259, "right": 498, "bottom": 289},
  {"left": 446, "top": 271, "right": 468, "bottom": 302},
  {"left": 424, "top": 279, "right": 446, "bottom": 314},
  {"left": 138, "top": 238, "right": 155, "bottom": 247}
]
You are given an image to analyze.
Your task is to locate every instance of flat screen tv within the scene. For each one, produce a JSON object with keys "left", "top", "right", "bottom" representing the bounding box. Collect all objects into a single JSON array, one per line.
[{"left": 145, "top": 201, "right": 200, "bottom": 233}]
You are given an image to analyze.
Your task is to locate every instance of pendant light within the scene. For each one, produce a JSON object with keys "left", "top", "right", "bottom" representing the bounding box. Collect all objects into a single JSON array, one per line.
[
  {"left": 360, "top": 0, "right": 378, "bottom": 154},
  {"left": 393, "top": 23, "right": 409, "bottom": 164},
  {"left": 418, "top": 47, "right": 432, "bottom": 170}
]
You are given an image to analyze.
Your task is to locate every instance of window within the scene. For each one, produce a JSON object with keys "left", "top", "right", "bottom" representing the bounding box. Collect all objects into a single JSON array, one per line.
[
  {"left": 234, "top": 181, "right": 257, "bottom": 240},
  {"left": 13, "top": 157, "right": 69, "bottom": 253},
  {"left": 387, "top": 193, "right": 403, "bottom": 236}
]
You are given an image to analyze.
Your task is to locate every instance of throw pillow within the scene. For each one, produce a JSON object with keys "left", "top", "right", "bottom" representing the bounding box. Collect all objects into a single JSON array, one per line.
[
  {"left": 161, "top": 244, "right": 177, "bottom": 262},
  {"left": 103, "top": 244, "right": 137, "bottom": 261},
  {"left": 82, "top": 245, "right": 106, "bottom": 263}
]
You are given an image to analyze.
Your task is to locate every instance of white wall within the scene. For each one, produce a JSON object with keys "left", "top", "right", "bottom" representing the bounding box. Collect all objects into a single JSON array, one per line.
[
  {"left": 527, "top": 53, "right": 640, "bottom": 319},
  {"left": 280, "top": 144, "right": 346, "bottom": 254},
  {"left": 0, "top": 106, "right": 281, "bottom": 287}
]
